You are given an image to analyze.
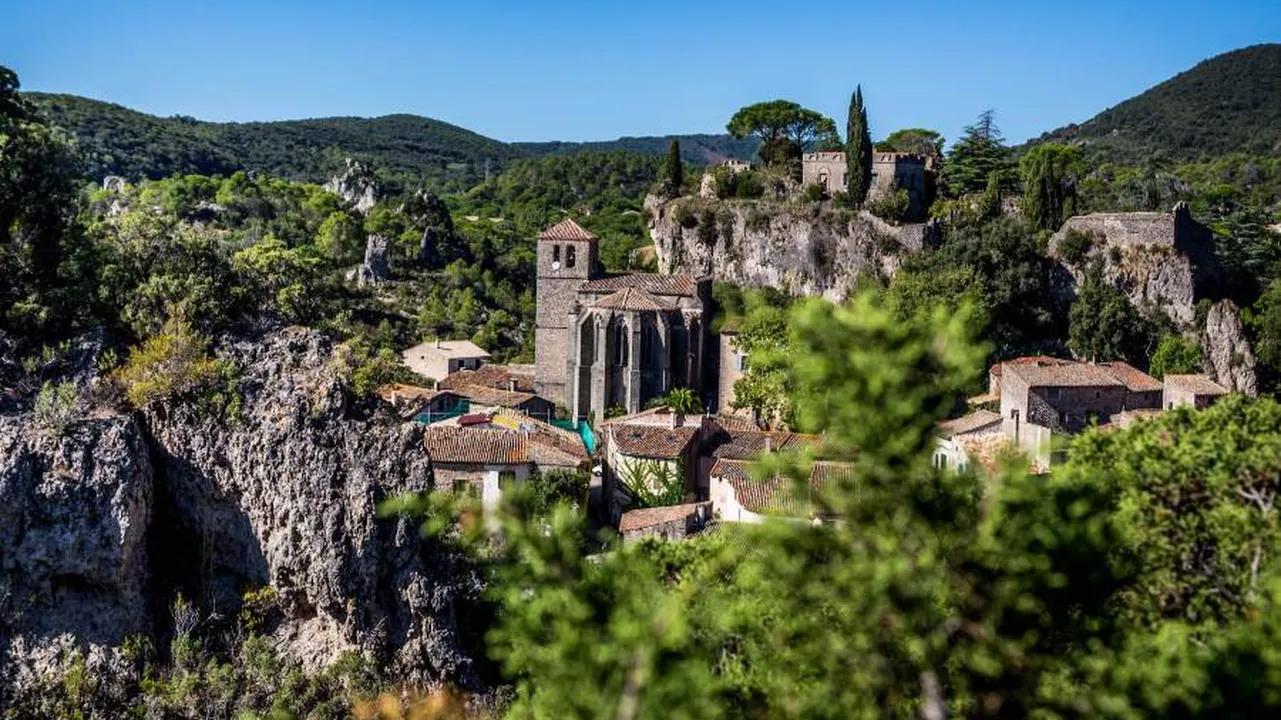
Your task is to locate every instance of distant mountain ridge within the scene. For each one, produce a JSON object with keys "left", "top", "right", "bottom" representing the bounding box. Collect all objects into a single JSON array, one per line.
[
  {"left": 25, "top": 92, "right": 757, "bottom": 191},
  {"left": 1031, "top": 44, "right": 1281, "bottom": 164}
]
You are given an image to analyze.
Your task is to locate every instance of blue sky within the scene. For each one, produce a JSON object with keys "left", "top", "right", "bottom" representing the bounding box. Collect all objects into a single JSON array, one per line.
[{"left": 4, "top": 0, "right": 1279, "bottom": 146}]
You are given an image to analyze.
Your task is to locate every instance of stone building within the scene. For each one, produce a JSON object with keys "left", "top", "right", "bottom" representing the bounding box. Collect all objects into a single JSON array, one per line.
[
  {"left": 533, "top": 218, "right": 712, "bottom": 421},
  {"left": 1163, "top": 374, "right": 1229, "bottom": 409},
  {"left": 716, "top": 318, "right": 749, "bottom": 416},
  {"left": 801, "top": 151, "right": 929, "bottom": 216},
  {"left": 401, "top": 339, "right": 490, "bottom": 382},
  {"left": 998, "top": 359, "right": 1162, "bottom": 437}
]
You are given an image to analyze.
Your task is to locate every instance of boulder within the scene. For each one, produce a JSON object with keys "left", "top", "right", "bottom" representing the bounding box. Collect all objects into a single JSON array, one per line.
[
  {"left": 1203, "top": 299, "right": 1259, "bottom": 396},
  {"left": 353, "top": 234, "right": 391, "bottom": 286}
]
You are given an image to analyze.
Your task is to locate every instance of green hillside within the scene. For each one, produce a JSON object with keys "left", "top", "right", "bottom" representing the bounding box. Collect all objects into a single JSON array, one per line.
[
  {"left": 516, "top": 134, "right": 759, "bottom": 165},
  {"left": 1032, "top": 44, "right": 1281, "bottom": 164},
  {"left": 25, "top": 92, "right": 756, "bottom": 191}
]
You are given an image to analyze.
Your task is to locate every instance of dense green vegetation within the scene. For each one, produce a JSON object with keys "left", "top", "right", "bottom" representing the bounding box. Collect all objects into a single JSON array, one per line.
[
  {"left": 24, "top": 92, "right": 757, "bottom": 195},
  {"left": 1034, "top": 43, "right": 1281, "bottom": 165}
]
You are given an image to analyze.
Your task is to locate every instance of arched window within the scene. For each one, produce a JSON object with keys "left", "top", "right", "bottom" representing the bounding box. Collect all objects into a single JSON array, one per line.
[{"left": 567, "top": 245, "right": 577, "bottom": 268}]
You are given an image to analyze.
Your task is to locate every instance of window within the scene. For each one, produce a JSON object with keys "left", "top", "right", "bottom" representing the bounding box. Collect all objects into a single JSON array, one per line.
[
  {"left": 933, "top": 453, "right": 947, "bottom": 470},
  {"left": 567, "top": 245, "right": 577, "bottom": 268},
  {"left": 736, "top": 353, "right": 749, "bottom": 371},
  {"left": 552, "top": 244, "right": 560, "bottom": 263}
]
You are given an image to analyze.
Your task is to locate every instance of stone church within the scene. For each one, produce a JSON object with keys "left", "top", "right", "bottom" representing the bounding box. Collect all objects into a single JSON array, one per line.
[{"left": 533, "top": 218, "right": 712, "bottom": 423}]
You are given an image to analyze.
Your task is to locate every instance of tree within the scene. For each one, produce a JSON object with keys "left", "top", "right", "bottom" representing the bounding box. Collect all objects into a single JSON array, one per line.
[
  {"left": 1020, "top": 143, "right": 1083, "bottom": 232},
  {"left": 727, "top": 100, "right": 838, "bottom": 170},
  {"left": 1148, "top": 334, "right": 1202, "bottom": 378},
  {"left": 877, "top": 128, "right": 945, "bottom": 166},
  {"left": 1068, "top": 270, "right": 1145, "bottom": 362},
  {"left": 943, "top": 110, "right": 1013, "bottom": 197},
  {"left": 845, "top": 87, "right": 873, "bottom": 205},
  {"left": 728, "top": 293, "right": 794, "bottom": 427},
  {"left": 662, "top": 139, "right": 683, "bottom": 196}
]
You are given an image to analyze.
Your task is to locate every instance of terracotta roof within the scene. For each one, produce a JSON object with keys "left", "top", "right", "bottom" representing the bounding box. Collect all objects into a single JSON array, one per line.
[
  {"left": 538, "top": 218, "right": 598, "bottom": 242},
  {"left": 1098, "top": 361, "right": 1163, "bottom": 392},
  {"left": 579, "top": 273, "right": 701, "bottom": 298},
  {"left": 601, "top": 405, "right": 702, "bottom": 428},
  {"left": 426, "top": 427, "right": 528, "bottom": 465},
  {"left": 990, "top": 356, "right": 1069, "bottom": 378},
  {"left": 439, "top": 364, "right": 536, "bottom": 393},
  {"left": 711, "top": 430, "right": 819, "bottom": 460},
  {"left": 402, "top": 339, "right": 490, "bottom": 360},
  {"left": 711, "top": 459, "right": 850, "bottom": 516},
  {"left": 619, "top": 502, "right": 709, "bottom": 532},
  {"left": 936, "top": 410, "right": 1003, "bottom": 439},
  {"left": 449, "top": 384, "right": 541, "bottom": 408},
  {"left": 609, "top": 424, "right": 698, "bottom": 459},
  {"left": 590, "top": 287, "right": 674, "bottom": 312},
  {"left": 1164, "top": 374, "right": 1229, "bottom": 396},
  {"left": 1003, "top": 360, "right": 1123, "bottom": 389},
  {"left": 708, "top": 414, "right": 761, "bottom": 433},
  {"left": 491, "top": 408, "right": 589, "bottom": 464},
  {"left": 718, "top": 317, "right": 745, "bottom": 334}
]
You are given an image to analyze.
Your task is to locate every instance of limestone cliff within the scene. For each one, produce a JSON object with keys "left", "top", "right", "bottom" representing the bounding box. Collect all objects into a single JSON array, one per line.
[
  {"left": 1047, "top": 204, "right": 1219, "bottom": 327},
  {"left": 1202, "top": 299, "right": 1259, "bottom": 396},
  {"left": 0, "top": 326, "right": 481, "bottom": 699},
  {"left": 645, "top": 194, "right": 935, "bottom": 300}
]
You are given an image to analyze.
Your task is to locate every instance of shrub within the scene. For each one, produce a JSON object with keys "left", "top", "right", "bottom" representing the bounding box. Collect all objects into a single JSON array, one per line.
[
  {"left": 866, "top": 188, "right": 910, "bottom": 224},
  {"left": 673, "top": 203, "right": 699, "bottom": 229},
  {"left": 734, "top": 171, "right": 765, "bottom": 199},
  {"left": 34, "top": 381, "right": 79, "bottom": 436},
  {"left": 708, "top": 167, "right": 737, "bottom": 199},
  {"left": 801, "top": 183, "right": 826, "bottom": 203},
  {"left": 113, "top": 322, "right": 223, "bottom": 409},
  {"left": 1149, "top": 334, "right": 1203, "bottom": 378},
  {"left": 1058, "top": 229, "right": 1094, "bottom": 265}
]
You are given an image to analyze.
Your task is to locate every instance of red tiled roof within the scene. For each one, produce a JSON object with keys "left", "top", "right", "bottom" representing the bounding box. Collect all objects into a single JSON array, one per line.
[
  {"left": 708, "top": 414, "right": 761, "bottom": 433},
  {"left": 439, "top": 364, "right": 536, "bottom": 393},
  {"left": 936, "top": 410, "right": 1003, "bottom": 439},
  {"left": 990, "top": 356, "right": 1071, "bottom": 378},
  {"left": 609, "top": 424, "right": 698, "bottom": 459},
  {"left": 449, "top": 384, "right": 541, "bottom": 408},
  {"left": 711, "top": 458, "right": 851, "bottom": 516},
  {"left": 619, "top": 502, "right": 708, "bottom": 532},
  {"left": 1164, "top": 374, "right": 1229, "bottom": 396},
  {"left": 1098, "top": 361, "right": 1163, "bottom": 392},
  {"left": 1003, "top": 360, "right": 1123, "bottom": 389},
  {"left": 718, "top": 317, "right": 745, "bottom": 334},
  {"left": 538, "top": 218, "right": 598, "bottom": 242},
  {"left": 579, "top": 273, "right": 701, "bottom": 298},
  {"left": 590, "top": 287, "right": 674, "bottom": 312},
  {"left": 426, "top": 426, "right": 528, "bottom": 465},
  {"left": 711, "top": 430, "right": 819, "bottom": 459}
]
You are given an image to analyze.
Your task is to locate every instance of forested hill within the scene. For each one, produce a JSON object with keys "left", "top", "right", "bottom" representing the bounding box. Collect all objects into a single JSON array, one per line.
[
  {"left": 516, "top": 134, "right": 759, "bottom": 165},
  {"left": 24, "top": 92, "right": 755, "bottom": 191},
  {"left": 1031, "top": 43, "right": 1281, "bottom": 164}
]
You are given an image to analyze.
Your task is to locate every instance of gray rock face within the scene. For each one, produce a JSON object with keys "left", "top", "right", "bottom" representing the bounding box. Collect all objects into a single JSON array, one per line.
[
  {"left": 354, "top": 234, "right": 391, "bottom": 285},
  {"left": 101, "top": 175, "right": 127, "bottom": 193},
  {"left": 410, "top": 190, "right": 455, "bottom": 265},
  {"left": 1203, "top": 299, "right": 1259, "bottom": 396},
  {"left": 0, "top": 415, "right": 153, "bottom": 690},
  {"left": 1047, "top": 204, "right": 1218, "bottom": 327},
  {"left": 645, "top": 194, "right": 932, "bottom": 301},
  {"left": 324, "top": 158, "right": 380, "bottom": 215},
  {"left": 0, "top": 327, "right": 482, "bottom": 694}
]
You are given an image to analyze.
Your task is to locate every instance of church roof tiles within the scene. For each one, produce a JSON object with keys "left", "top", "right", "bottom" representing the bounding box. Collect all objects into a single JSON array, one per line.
[
  {"left": 590, "top": 288, "right": 674, "bottom": 312},
  {"left": 538, "top": 218, "right": 598, "bottom": 242},
  {"left": 579, "top": 273, "right": 701, "bottom": 298}
]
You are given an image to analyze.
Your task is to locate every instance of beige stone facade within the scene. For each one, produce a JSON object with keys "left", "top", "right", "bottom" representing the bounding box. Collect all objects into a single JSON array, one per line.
[
  {"left": 716, "top": 320, "right": 748, "bottom": 414},
  {"left": 800, "top": 151, "right": 929, "bottom": 216}
]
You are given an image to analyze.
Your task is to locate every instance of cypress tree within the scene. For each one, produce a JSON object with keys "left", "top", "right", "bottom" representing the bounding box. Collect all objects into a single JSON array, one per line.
[
  {"left": 845, "top": 86, "right": 873, "bottom": 205},
  {"left": 664, "top": 139, "right": 683, "bottom": 195}
]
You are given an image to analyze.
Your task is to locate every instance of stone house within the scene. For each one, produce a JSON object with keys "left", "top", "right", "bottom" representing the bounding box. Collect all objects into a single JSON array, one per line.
[
  {"left": 426, "top": 420, "right": 588, "bottom": 516},
  {"left": 446, "top": 384, "right": 555, "bottom": 423},
  {"left": 401, "top": 339, "right": 491, "bottom": 382},
  {"left": 1163, "top": 374, "right": 1229, "bottom": 409},
  {"left": 998, "top": 358, "right": 1162, "bottom": 436},
  {"left": 377, "top": 384, "right": 466, "bottom": 422},
  {"left": 619, "top": 502, "right": 712, "bottom": 543},
  {"left": 800, "top": 151, "right": 929, "bottom": 216},
  {"left": 440, "top": 364, "right": 536, "bottom": 394},
  {"left": 599, "top": 408, "right": 706, "bottom": 526},
  {"left": 932, "top": 409, "right": 1004, "bottom": 472},
  {"left": 533, "top": 218, "right": 713, "bottom": 421}
]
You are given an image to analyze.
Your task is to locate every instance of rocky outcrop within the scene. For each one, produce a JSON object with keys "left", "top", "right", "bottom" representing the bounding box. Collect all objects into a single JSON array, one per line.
[
  {"left": 645, "top": 194, "right": 935, "bottom": 301},
  {"left": 1047, "top": 203, "right": 1218, "bottom": 326},
  {"left": 352, "top": 234, "right": 392, "bottom": 286},
  {"left": 409, "top": 190, "right": 456, "bottom": 266},
  {"left": 1202, "top": 299, "right": 1259, "bottom": 396},
  {"left": 0, "top": 415, "right": 153, "bottom": 691},
  {"left": 0, "top": 326, "right": 482, "bottom": 696},
  {"left": 325, "top": 158, "right": 380, "bottom": 215}
]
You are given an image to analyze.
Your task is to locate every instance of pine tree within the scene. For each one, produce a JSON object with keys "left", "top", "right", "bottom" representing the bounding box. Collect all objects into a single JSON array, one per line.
[
  {"left": 943, "top": 109, "right": 1013, "bottom": 198},
  {"left": 845, "top": 86, "right": 873, "bottom": 205},
  {"left": 663, "top": 139, "right": 683, "bottom": 195}
]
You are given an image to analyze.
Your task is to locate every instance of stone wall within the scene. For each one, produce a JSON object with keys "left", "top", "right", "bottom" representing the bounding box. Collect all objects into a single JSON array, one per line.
[{"left": 717, "top": 333, "right": 745, "bottom": 413}]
